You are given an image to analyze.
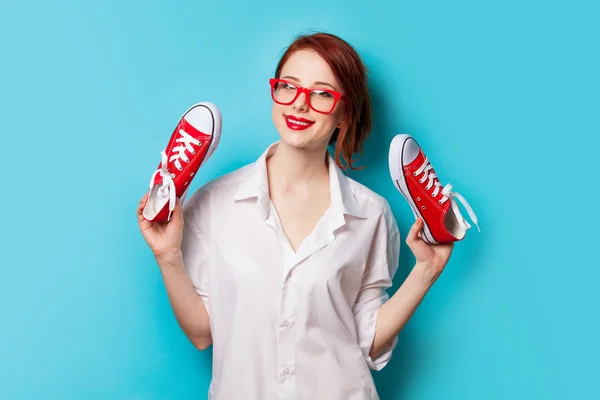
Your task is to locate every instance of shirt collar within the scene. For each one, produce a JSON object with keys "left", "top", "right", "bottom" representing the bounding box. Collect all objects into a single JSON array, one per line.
[{"left": 233, "top": 141, "right": 366, "bottom": 220}]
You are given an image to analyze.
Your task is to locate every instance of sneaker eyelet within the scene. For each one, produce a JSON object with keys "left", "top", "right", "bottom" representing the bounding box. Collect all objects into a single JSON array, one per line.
[
  {"left": 416, "top": 197, "right": 421, "bottom": 201},
  {"left": 421, "top": 205, "right": 426, "bottom": 210},
  {"left": 170, "top": 173, "right": 176, "bottom": 178}
]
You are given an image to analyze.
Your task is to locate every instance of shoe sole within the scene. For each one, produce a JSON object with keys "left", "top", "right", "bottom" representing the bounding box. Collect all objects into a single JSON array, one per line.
[{"left": 388, "top": 134, "right": 438, "bottom": 244}]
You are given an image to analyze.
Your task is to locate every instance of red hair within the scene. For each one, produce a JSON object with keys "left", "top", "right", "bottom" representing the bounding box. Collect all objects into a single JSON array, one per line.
[{"left": 274, "top": 32, "right": 372, "bottom": 170}]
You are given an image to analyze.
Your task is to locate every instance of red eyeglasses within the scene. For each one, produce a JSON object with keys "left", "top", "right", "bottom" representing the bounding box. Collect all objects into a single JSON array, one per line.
[{"left": 269, "top": 78, "right": 346, "bottom": 114}]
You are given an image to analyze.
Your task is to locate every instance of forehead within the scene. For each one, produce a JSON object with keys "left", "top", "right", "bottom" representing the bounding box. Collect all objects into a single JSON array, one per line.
[{"left": 280, "top": 49, "right": 339, "bottom": 87}]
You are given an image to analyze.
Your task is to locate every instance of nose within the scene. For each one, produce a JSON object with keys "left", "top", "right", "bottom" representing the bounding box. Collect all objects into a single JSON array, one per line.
[{"left": 292, "top": 90, "right": 309, "bottom": 112}]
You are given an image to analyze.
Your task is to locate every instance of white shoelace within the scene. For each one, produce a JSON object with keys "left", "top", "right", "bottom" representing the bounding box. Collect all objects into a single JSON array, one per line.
[
  {"left": 414, "top": 157, "right": 480, "bottom": 233},
  {"left": 149, "top": 129, "right": 201, "bottom": 213}
]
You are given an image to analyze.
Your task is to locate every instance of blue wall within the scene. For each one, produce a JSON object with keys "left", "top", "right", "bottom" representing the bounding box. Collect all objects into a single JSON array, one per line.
[{"left": 1, "top": 0, "right": 598, "bottom": 398}]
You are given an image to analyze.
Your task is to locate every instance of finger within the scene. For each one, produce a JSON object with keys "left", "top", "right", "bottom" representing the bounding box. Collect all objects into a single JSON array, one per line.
[
  {"left": 137, "top": 194, "right": 150, "bottom": 225},
  {"left": 137, "top": 209, "right": 148, "bottom": 226},
  {"left": 171, "top": 198, "right": 184, "bottom": 223},
  {"left": 406, "top": 218, "right": 423, "bottom": 245},
  {"left": 442, "top": 242, "right": 455, "bottom": 257},
  {"left": 137, "top": 194, "right": 148, "bottom": 214},
  {"left": 406, "top": 219, "right": 434, "bottom": 260}
]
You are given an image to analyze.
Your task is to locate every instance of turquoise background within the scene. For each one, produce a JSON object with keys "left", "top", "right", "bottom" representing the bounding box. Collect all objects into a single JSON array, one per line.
[{"left": 1, "top": 0, "right": 598, "bottom": 398}]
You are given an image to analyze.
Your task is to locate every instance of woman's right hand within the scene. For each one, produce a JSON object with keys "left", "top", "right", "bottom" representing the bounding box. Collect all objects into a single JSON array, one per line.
[{"left": 136, "top": 193, "right": 184, "bottom": 261}]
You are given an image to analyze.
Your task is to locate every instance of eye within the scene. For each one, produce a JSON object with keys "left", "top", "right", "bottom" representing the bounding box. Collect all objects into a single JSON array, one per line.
[
  {"left": 313, "top": 90, "right": 333, "bottom": 98},
  {"left": 282, "top": 83, "right": 296, "bottom": 91}
]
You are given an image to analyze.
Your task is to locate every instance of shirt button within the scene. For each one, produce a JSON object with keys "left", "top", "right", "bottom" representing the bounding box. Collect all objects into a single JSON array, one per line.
[
  {"left": 282, "top": 320, "right": 290, "bottom": 327},
  {"left": 282, "top": 368, "right": 290, "bottom": 376}
]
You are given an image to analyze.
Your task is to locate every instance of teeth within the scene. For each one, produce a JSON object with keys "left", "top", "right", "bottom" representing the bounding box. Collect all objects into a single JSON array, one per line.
[{"left": 287, "top": 117, "right": 311, "bottom": 126}]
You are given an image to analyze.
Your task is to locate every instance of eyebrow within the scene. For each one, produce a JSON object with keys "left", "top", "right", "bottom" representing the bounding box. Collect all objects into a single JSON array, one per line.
[{"left": 281, "top": 75, "right": 338, "bottom": 91}]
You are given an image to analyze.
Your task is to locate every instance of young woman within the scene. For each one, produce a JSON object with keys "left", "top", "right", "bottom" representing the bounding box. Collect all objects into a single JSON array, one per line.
[{"left": 137, "top": 32, "right": 453, "bottom": 400}]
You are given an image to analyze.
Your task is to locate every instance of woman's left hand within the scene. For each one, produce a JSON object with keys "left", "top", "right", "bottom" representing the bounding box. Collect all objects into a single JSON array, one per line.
[{"left": 406, "top": 218, "right": 455, "bottom": 282}]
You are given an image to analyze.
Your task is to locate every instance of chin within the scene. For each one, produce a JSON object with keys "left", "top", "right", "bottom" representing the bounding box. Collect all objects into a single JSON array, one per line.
[
  {"left": 279, "top": 131, "right": 311, "bottom": 148},
  {"left": 279, "top": 127, "right": 327, "bottom": 149},
  {"left": 273, "top": 117, "right": 333, "bottom": 150}
]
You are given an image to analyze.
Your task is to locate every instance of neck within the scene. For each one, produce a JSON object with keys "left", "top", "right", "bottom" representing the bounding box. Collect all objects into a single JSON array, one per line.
[{"left": 267, "top": 140, "right": 330, "bottom": 189}]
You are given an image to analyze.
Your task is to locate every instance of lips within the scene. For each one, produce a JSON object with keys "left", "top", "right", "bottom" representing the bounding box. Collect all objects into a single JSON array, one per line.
[{"left": 284, "top": 114, "right": 315, "bottom": 131}]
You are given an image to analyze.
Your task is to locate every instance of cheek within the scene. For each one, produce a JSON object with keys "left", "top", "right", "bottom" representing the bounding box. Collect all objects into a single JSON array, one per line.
[
  {"left": 272, "top": 102, "right": 289, "bottom": 116},
  {"left": 271, "top": 104, "right": 284, "bottom": 124},
  {"left": 333, "top": 104, "right": 346, "bottom": 126},
  {"left": 315, "top": 114, "right": 340, "bottom": 131}
]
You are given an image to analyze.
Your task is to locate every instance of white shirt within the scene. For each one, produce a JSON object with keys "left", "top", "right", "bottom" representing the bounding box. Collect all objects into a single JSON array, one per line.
[{"left": 181, "top": 142, "right": 401, "bottom": 400}]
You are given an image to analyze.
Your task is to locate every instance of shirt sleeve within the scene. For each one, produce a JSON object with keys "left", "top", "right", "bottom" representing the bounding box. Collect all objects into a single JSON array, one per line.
[
  {"left": 180, "top": 187, "right": 211, "bottom": 314},
  {"left": 352, "top": 205, "right": 401, "bottom": 371}
]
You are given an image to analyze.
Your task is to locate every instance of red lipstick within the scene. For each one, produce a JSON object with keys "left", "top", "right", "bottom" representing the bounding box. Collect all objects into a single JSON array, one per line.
[{"left": 284, "top": 114, "right": 315, "bottom": 131}]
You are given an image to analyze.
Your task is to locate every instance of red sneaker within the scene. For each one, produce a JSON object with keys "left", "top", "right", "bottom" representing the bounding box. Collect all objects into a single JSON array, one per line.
[
  {"left": 389, "top": 134, "right": 479, "bottom": 244},
  {"left": 142, "top": 102, "right": 222, "bottom": 222}
]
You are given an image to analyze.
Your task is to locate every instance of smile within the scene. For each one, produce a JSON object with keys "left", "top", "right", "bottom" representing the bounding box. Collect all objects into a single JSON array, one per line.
[{"left": 284, "top": 115, "right": 315, "bottom": 131}]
